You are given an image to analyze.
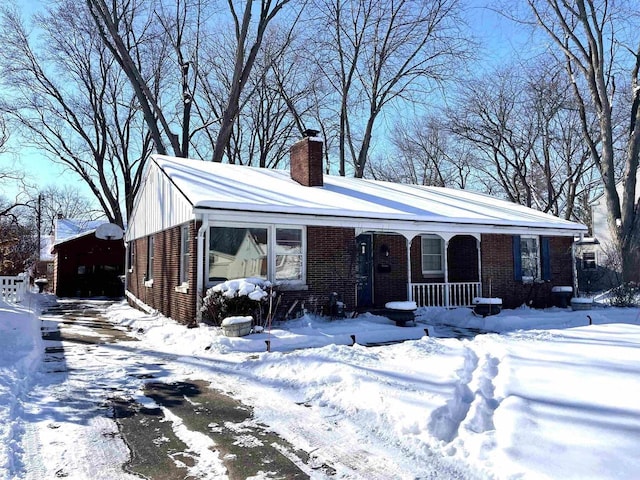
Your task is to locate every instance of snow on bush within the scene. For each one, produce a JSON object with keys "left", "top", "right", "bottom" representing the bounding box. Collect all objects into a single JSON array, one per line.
[{"left": 201, "top": 278, "right": 272, "bottom": 326}]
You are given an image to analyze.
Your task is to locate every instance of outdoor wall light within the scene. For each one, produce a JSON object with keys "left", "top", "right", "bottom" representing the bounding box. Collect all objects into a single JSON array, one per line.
[{"left": 381, "top": 244, "right": 390, "bottom": 257}]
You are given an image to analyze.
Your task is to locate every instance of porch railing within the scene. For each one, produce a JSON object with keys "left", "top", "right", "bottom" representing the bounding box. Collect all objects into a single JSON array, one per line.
[
  {"left": 1, "top": 274, "right": 28, "bottom": 303},
  {"left": 411, "top": 282, "right": 481, "bottom": 308}
]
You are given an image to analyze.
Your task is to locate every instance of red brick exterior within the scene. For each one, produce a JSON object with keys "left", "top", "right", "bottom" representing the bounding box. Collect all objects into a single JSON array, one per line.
[
  {"left": 305, "top": 226, "right": 357, "bottom": 309},
  {"left": 126, "top": 223, "right": 198, "bottom": 326},
  {"left": 290, "top": 137, "right": 324, "bottom": 187},
  {"left": 373, "top": 234, "right": 409, "bottom": 306},
  {"left": 126, "top": 223, "right": 576, "bottom": 322},
  {"left": 409, "top": 234, "right": 480, "bottom": 284},
  {"left": 480, "top": 234, "right": 574, "bottom": 308},
  {"left": 448, "top": 235, "right": 480, "bottom": 282}
]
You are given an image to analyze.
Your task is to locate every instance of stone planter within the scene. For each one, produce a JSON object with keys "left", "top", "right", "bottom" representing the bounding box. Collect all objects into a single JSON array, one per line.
[
  {"left": 571, "top": 298, "right": 593, "bottom": 311},
  {"left": 34, "top": 278, "right": 48, "bottom": 293},
  {"left": 473, "top": 297, "right": 502, "bottom": 317},
  {"left": 384, "top": 301, "right": 417, "bottom": 327},
  {"left": 220, "top": 316, "right": 253, "bottom": 337},
  {"left": 551, "top": 286, "right": 573, "bottom": 308}
]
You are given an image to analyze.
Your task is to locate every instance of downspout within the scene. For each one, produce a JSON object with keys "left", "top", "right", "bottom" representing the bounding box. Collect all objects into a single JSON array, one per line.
[{"left": 196, "top": 214, "right": 209, "bottom": 323}]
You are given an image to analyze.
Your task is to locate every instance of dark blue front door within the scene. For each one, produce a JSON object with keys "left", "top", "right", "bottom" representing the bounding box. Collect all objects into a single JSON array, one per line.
[{"left": 356, "top": 234, "right": 373, "bottom": 307}]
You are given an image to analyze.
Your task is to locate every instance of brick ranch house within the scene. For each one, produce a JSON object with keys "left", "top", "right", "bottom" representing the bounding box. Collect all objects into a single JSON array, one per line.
[{"left": 125, "top": 133, "right": 587, "bottom": 325}]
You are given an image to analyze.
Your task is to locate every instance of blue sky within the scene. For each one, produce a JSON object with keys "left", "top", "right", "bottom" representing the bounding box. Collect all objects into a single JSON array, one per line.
[{"left": 1, "top": 0, "right": 539, "bottom": 206}]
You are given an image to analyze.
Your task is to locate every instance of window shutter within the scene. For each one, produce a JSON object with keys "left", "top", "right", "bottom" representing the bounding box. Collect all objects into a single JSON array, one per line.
[
  {"left": 541, "top": 237, "right": 551, "bottom": 281},
  {"left": 512, "top": 235, "right": 522, "bottom": 281}
]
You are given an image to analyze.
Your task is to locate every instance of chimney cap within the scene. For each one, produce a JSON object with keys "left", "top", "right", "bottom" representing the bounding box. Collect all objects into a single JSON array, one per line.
[{"left": 303, "top": 128, "right": 320, "bottom": 138}]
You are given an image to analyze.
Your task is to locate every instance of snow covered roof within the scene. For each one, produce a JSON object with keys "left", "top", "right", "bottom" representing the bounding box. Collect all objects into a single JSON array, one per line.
[
  {"left": 150, "top": 155, "right": 586, "bottom": 236},
  {"left": 54, "top": 218, "right": 105, "bottom": 243}
]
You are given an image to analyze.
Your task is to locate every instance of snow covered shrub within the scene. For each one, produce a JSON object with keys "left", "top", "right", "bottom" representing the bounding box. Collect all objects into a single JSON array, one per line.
[
  {"left": 200, "top": 278, "right": 272, "bottom": 326},
  {"left": 608, "top": 282, "right": 639, "bottom": 307}
]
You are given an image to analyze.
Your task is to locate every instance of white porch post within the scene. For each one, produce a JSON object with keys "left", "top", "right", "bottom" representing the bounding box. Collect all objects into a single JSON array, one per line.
[
  {"left": 406, "top": 236, "right": 413, "bottom": 301},
  {"left": 477, "top": 236, "right": 483, "bottom": 297},
  {"left": 572, "top": 241, "right": 578, "bottom": 295},
  {"left": 443, "top": 239, "right": 450, "bottom": 307}
]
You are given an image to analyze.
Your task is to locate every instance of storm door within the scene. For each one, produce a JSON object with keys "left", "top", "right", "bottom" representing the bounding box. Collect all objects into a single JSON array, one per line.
[{"left": 356, "top": 234, "right": 374, "bottom": 308}]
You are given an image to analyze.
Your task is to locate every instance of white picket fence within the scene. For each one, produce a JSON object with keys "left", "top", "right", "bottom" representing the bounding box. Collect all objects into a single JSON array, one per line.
[{"left": 1, "top": 274, "right": 28, "bottom": 303}]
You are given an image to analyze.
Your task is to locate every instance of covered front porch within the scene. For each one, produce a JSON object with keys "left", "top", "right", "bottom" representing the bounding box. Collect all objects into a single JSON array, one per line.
[{"left": 355, "top": 230, "right": 483, "bottom": 309}]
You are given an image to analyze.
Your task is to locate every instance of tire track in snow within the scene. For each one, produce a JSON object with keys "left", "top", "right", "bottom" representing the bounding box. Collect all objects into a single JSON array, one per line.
[{"left": 253, "top": 388, "right": 472, "bottom": 479}]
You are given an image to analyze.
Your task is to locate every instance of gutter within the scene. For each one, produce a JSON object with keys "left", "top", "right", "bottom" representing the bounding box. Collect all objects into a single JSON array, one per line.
[
  {"left": 195, "top": 214, "right": 209, "bottom": 323},
  {"left": 193, "top": 207, "right": 587, "bottom": 238}
]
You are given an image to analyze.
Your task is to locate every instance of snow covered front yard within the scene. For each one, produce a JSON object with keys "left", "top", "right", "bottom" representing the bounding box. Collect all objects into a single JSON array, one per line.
[{"left": 2, "top": 293, "right": 640, "bottom": 479}]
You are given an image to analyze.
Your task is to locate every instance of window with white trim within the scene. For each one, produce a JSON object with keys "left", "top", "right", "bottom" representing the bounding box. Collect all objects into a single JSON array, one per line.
[
  {"left": 520, "top": 235, "right": 540, "bottom": 282},
  {"left": 146, "top": 235, "right": 154, "bottom": 281},
  {"left": 208, "top": 225, "right": 305, "bottom": 284},
  {"left": 127, "top": 241, "right": 135, "bottom": 272},
  {"left": 275, "top": 228, "right": 303, "bottom": 281},
  {"left": 582, "top": 251, "right": 597, "bottom": 270},
  {"left": 421, "top": 235, "right": 444, "bottom": 275},
  {"left": 179, "top": 225, "right": 190, "bottom": 284}
]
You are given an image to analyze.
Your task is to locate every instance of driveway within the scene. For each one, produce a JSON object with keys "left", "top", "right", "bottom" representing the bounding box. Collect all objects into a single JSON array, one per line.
[{"left": 23, "top": 299, "right": 312, "bottom": 479}]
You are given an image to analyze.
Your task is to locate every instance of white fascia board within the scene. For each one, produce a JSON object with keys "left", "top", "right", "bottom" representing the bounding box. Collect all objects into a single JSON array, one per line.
[{"left": 194, "top": 208, "right": 586, "bottom": 237}]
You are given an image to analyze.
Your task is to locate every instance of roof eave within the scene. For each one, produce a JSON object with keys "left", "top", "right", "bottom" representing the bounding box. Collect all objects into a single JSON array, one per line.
[{"left": 193, "top": 206, "right": 587, "bottom": 237}]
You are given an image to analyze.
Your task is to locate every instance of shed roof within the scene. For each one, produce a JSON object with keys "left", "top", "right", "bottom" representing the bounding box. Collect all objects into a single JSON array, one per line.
[{"left": 152, "top": 155, "right": 586, "bottom": 235}]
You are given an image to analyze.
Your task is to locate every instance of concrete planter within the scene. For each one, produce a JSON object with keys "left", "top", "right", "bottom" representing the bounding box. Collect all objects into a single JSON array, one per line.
[
  {"left": 571, "top": 298, "right": 593, "bottom": 311},
  {"left": 221, "top": 316, "right": 253, "bottom": 337},
  {"left": 551, "top": 286, "right": 574, "bottom": 308},
  {"left": 384, "top": 301, "right": 417, "bottom": 327},
  {"left": 473, "top": 297, "right": 502, "bottom": 317}
]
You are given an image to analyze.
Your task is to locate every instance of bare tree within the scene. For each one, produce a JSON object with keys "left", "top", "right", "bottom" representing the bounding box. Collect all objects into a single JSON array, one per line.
[
  {"left": 0, "top": 2, "right": 152, "bottom": 227},
  {"left": 37, "top": 185, "right": 102, "bottom": 235},
  {"left": 527, "top": 0, "right": 640, "bottom": 281},
  {"left": 0, "top": 210, "right": 38, "bottom": 275},
  {"left": 449, "top": 62, "right": 598, "bottom": 223},
  {"left": 310, "top": 0, "right": 469, "bottom": 177},
  {"left": 87, "top": 0, "right": 298, "bottom": 164},
  {"left": 366, "top": 116, "right": 476, "bottom": 189},
  {"left": 450, "top": 68, "right": 539, "bottom": 206}
]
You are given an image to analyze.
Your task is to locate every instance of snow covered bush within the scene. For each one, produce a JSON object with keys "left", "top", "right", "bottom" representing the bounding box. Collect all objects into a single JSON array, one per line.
[
  {"left": 200, "top": 278, "right": 272, "bottom": 326},
  {"left": 608, "top": 282, "right": 639, "bottom": 307}
]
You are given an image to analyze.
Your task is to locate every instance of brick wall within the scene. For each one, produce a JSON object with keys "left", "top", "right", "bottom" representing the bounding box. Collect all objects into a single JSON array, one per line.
[
  {"left": 448, "top": 235, "right": 480, "bottom": 282},
  {"left": 409, "top": 235, "right": 480, "bottom": 283},
  {"left": 126, "top": 222, "right": 198, "bottom": 325},
  {"left": 304, "top": 226, "right": 357, "bottom": 309},
  {"left": 481, "top": 234, "right": 574, "bottom": 309},
  {"left": 373, "top": 234, "right": 409, "bottom": 305}
]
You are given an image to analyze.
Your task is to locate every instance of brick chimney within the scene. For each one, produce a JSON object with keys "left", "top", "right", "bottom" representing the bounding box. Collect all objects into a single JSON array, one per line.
[{"left": 290, "top": 129, "right": 324, "bottom": 187}]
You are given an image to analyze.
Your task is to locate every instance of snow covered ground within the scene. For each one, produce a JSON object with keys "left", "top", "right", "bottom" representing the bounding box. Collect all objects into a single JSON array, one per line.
[{"left": 2, "top": 292, "right": 640, "bottom": 479}]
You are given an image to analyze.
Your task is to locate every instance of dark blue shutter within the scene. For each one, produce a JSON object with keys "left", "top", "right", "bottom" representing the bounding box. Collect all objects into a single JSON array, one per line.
[
  {"left": 512, "top": 235, "right": 522, "bottom": 281},
  {"left": 541, "top": 237, "right": 551, "bottom": 281}
]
